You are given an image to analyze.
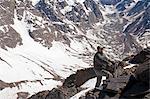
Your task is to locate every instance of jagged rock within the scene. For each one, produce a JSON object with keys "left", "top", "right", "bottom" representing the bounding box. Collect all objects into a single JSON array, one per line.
[
  {"left": 0, "top": 25, "right": 22, "bottom": 50},
  {"left": 0, "top": 0, "right": 15, "bottom": 26},
  {"left": 45, "top": 88, "right": 66, "bottom": 99},
  {"left": 17, "top": 92, "right": 29, "bottom": 99},
  {"left": 63, "top": 74, "right": 76, "bottom": 88},
  {"left": 129, "top": 47, "right": 150, "bottom": 64},
  {"left": 29, "top": 48, "right": 150, "bottom": 99},
  {"left": 105, "top": 75, "right": 131, "bottom": 93},
  {"left": 81, "top": 90, "right": 100, "bottom": 99},
  {"left": 28, "top": 88, "right": 67, "bottom": 99},
  {"left": 28, "top": 90, "right": 49, "bottom": 99},
  {"left": 0, "top": 80, "right": 10, "bottom": 90},
  {"left": 120, "top": 81, "right": 149, "bottom": 99},
  {"left": 80, "top": 48, "right": 150, "bottom": 99},
  {"left": 29, "top": 67, "right": 96, "bottom": 99},
  {"left": 120, "top": 48, "right": 150, "bottom": 99},
  {"left": 135, "top": 60, "right": 150, "bottom": 84},
  {"left": 130, "top": 47, "right": 150, "bottom": 83},
  {"left": 63, "top": 67, "right": 96, "bottom": 87}
]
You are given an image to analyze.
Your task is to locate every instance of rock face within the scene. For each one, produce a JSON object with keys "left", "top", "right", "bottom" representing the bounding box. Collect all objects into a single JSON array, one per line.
[
  {"left": 45, "top": 89, "right": 66, "bottom": 99},
  {"left": 119, "top": 48, "right": 150, "bottom": 99},
  {"left": 75, "top": 67, "right": 96, "bottom": 87},
  {"left": 0, "top": 0, "right": 15, "bottom": 25},
  {"left": 129, "top": 47, "right": 150, "bottom": 64},
  {"left": 29, "top": 88, "right": 67, "bottom": 99},
  {"left": 80, "top": 48, "right": 150, "bottom": 99},
  {"left": 105, "top": 75, "right": 131, "bottom": 93},
  {"left": 62, "top": 67, "right": 96, "bottom": 88},
  {"left": 130, "top": 47, "right": 150, "bottom": 84},
  {"left": 0, "top": 0, "right": 22, "bottom": 50},
  {"left": 28, "top": 90, "right": 49, "bottom": 99}
]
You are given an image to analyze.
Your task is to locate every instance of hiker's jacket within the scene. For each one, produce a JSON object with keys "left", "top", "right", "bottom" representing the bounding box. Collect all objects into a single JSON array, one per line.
[{"left": 93, "top": 52, "right": 110, "bottom": 70}]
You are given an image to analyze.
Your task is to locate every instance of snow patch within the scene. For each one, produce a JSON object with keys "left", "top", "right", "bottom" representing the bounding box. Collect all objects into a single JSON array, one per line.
[
  {"left": 71, "top": 76, "right": 106, "bottom": 99},
  {"left": 29, "top": 0, "right": 40, "bottom": 6},
  {"left": 60, "top": 6, "right": 73, "bottom": 15}
]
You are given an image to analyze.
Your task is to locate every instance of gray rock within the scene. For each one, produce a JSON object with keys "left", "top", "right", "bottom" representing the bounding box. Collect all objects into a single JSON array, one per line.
[
  {"left": 105, "top": 75, "right": 131, "bottom": 93},
  {"left": 75, "top": 67, "right": 96, "bottom": 87},
  {"left": 143, "top": 93, "right": 150, "bottom": 99},
  {"left": 28, "top": 88, "right": 67, "bottom": 99},
  {"left": 0, "top": 80, "right": 10, "bottom": 90},
  {"left": 0, "top": 26, "right": 22, "bottom": 50},
  {"left": 45, "top": 88, "right": 66, "bottom": 99}
]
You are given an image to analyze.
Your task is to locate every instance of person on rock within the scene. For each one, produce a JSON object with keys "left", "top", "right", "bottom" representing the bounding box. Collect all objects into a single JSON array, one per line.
[{"left": 93, "top": 46, "right": 113, "bottom": 90}]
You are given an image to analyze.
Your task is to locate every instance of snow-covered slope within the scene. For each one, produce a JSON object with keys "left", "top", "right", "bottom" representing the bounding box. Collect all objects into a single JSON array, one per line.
[
  {"left": 0, "top": 9, "right": 90, "bottom": 98},
  {"left": 0, "top": 0, "right": 149, "bottom": 98}
]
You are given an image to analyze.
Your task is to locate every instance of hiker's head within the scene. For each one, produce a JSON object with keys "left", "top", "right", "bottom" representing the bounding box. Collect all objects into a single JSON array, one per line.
[{"left": 97, "top": 46, "right": 104, "bottom": 53}]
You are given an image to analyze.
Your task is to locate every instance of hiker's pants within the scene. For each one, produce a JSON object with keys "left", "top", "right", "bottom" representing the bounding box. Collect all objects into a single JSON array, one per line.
[{"left": 94, "top": 68, "right": 109, "bottom": 88}]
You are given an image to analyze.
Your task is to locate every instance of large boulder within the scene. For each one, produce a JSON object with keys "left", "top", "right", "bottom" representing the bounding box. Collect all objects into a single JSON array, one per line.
[
  {"left": 75, "top": 67, "right": 96, "bottom": 87},
  {"left": 130, "top": 47, "right": 150, "bottom": 84},
  {"left": 63, "top": 67, "right": 96, "bottom": 87},
  {"left": 105, "top": 75, "right": 131, "bottom": 93},
  {"left": 135, "top": 60, "right": 150, "bottom": 84},
  {"left": 129, "top": 47, "right": 150, "bottom": 64},
  {"left": 120, "top": 48, "right": 150, "bottom": 98}
]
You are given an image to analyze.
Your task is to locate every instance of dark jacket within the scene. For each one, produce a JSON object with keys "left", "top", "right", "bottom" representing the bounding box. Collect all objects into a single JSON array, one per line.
[{"left": 93, "top": 52, "right": 109, "bottom": 70}]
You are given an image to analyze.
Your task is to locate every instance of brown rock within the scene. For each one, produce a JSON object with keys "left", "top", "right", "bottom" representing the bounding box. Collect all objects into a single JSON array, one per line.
[
  {"left": 0, "top": 80, "right": 10, "bottom": 90},
  {"left": 28, "top": 90, "right": 49, "bottom": 99},
  {"left": 135, "top": 60, "right": 150, "bottom": 84},
  {"left": 129, "top": 47, "right": 150, "bottom": 64},
  {"left": 106, "top": 75, "right": 131, "bottom": 93},
  {"left": 17, "top": 92, "right": 29, "bottom": 99},
  {"left": 0, "top": 25, "right": 22, "bottom": 49},
  {"left": 75, "top": 67, "right": 96, "bottom": 87},
  {"left": 28, "top": 88, "right": 67, "bottom": 99}
]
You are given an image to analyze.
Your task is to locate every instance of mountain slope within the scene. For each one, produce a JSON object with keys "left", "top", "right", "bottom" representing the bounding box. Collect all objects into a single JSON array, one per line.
[{"left": 0, "top": 0, "right": 149, "bottom": 98}]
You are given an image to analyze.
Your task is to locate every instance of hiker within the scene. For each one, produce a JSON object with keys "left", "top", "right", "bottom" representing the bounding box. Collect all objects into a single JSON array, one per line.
[{"left": 93, "top": 46, "right": 113, "bottom": 90}]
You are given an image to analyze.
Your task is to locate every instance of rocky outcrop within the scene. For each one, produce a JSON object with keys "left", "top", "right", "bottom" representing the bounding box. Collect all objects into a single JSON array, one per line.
[
  {"left": 0, "top": 0, "right": 22, "bottom": 50},
  {"left": 29, "top": 67, "right": 96, "bottom": 99},
  {"left": 28, "top": 48, "right": 149, "bottom": 99},
  {"left": 61, "top": 67, "right": 96, "bottom": 88},
  {"left": 0, "top": 0, "right": 15, "bottom": 26},
  {"left": 0, "top": 25, "right": 22, "bottom": 50},
  {"left": 129, "top": 47, "right": 150, "bottom": 64},
  {"left": 17, "top": 92, "right": 29, "bottom": 99},
  {"left": 29, "top": 89, "right": 67, "bottom": 99},
  {"left": 0, "top": 80, "right": 10, "bottom": 90},
  {"left": 81, "top": 47, "right": 150, "bottom": 99}
]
